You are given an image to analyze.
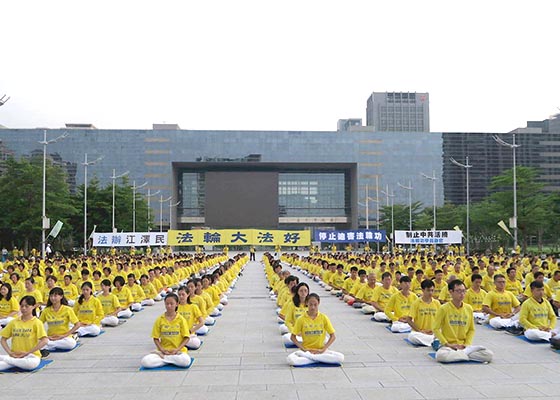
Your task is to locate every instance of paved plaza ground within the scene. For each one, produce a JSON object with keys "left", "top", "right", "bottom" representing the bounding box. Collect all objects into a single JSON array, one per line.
[{"left": 1, "top": 253, "right": 560, "bottom": 400}]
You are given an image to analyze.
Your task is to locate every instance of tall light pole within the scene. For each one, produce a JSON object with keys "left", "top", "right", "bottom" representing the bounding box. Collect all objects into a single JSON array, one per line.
[
  {"left": 39, "top": 130, "right": 68, "bottom": 258},
  {"left": 450, "top": 156, "right": 472, "bottom": 255},
  {"left": 131, "top": 181, "right": 148, "bottom": 233},
  {"left": 146, "top": 189, "right": 160, "bottom": 231},
  {"left": 169, "top": 200, "right": 181, "bottom": 230},
  {"left": 111, "top": 169, "right": 129, "bottom": 233},
  {"left": 420, "top": 170, "right": 437, "bottom": 231},
  {"left": 83, "top": 153, "right": 103, "bottom": 255},
  {"left": 365, "top": 184, "right": 369, "bottom": 229},
  {"left": 380, "top": 184, "right": 395, "bottom": 252},
  {"left": 493, "top": 134, "right": 520, "bottom": 250},
  {"left": 397, "top": 180, "right": 413, "bottom": 231},
  {"left": 159, "top": 196, "right": 172, "bottom": 232}
]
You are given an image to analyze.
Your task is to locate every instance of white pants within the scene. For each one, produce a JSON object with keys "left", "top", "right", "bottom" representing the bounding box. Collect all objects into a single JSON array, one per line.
[
  {"left": 330, "top": 289, "right": 342, "bottom": 296},
  {"left": 391, "top": 321, "right": 411, "bottom": 333},
  {"left": 524, "top": 328, "right": 560, "bottom": 342},
  {"left": 131, "top": 303, "right": 142, "bottom": 311},
  {"left": 286, "top": 350, "right": 344, "bottom": 366},
  {"left": 102, "top": 315, "right": 119, "bottom": 327},
  {"left": 45, "top": 336, "right": 77, "bottom": 351},
  {"left": 0, "top": 354, "right": 41, "bottom": 371},
  {"left": 489, "top": 314, "right": 519, "bottom": 329},
  {"left": 279, "top": 324, "right": 289, "bottom": 335},
  {"left": 473, "top": 312, "right": 488, "bottom": 324},
  {"left": 196, "top": 325, "right": 209, "bottom": 335},
  {"left": 283, "top": 332, "right": 301, "bottom": 345},
  {"left": 141, "top": 299, "right": 155, "bottom": 307},
  {"left": 220, "top": 296, "right": 228, "bottom": 305},
  {"left": 77, "top": 324, "right": 101, "bottom": 337},
  {"left": 343, "top": 295, "right": 354, "bottom": 303},
  {"left": 154, "top": 294, "right": 163, "bottom": 302},
  {"left": 361, "top": 305, "right": 376, "bottom": 314},
  {"left": 67, "top": 300, "right": 75, "bottom": 307},
  {"left": 217, "top": 303, "right": 224, "bottom": 311},
  {"left": 186, "top": 334, "right": 201, "bottom": 350},
  {"left": 141, "top": 352, "right": 191, "bottom": 369},
  {"left": 210, "top": 308, "right": 221, "bottom": 317},
  {"left": 436, "top": 345, "right": 493, "bottom": 363},
  {"left": 0, "top": 316, "right": 15, "bottom": 326},
  {"left": 204, "top": 316, "right": 215, "bottom": 326},
  {"left": 118, "top": 308, "right": 133, "bottom": 319},
  {"left": 407, "top": 331, "right": 434, "bottom": 346},
  {"left": 372, "top": 312, "right": 390, "bottom": 322}
]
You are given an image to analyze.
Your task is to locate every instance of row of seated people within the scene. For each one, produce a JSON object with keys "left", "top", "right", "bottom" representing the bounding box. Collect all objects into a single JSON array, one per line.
[
  {"left": 0, "top": 254, "right": 241, "bottom": 371},
  {"left": 263, "top": 255, "right": 344, "bottom": 366}
]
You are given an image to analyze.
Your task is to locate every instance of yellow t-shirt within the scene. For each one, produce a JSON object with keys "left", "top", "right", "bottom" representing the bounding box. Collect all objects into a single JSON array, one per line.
[
  {"left": 523, "top": 284, "right": 553, "bottom": 300},
  {"left": 151, "top": 313, "right": 190, "bottom": 353},
  {"left": 482, "top": 290, "right": 520, "bottom": 318},
  {"left": 356, "top": 285, "right": 378, "bottom": 303},
  {"left": 73, "top": 296, "right": 103, "bottom": 325},
  {"left": 114, "top": 287, "right": 134, "bottom": 307},
  {"left": 24, "top": 289, "right": 43, "bottom": 305},
  {"left": 284, "top": 302, "right": 308, "bottom": 331},
  {"left": 0, "top": 297, "right": 19, "bottom": 317},
  {"left": 547, "top": 279, "right": 560, "bottom": 300},
  {"left": 98, "top": 293, "right": 121, "bottom": 316},
  {"left": 190, "top": 295, "right": 208, "bottom": 317},
  {"left": 505, "top": 279, "right": 523, "bottom": 296},
  {"left": 409, "top": 297, "right": 440, "bottom": 331},
  {"left": 39, "top": 305, "right": 79, "bottom": 336},
  {"left": 519, "top": 296, "right": 556, "bottom": 330},
  {"left": 62, "top": 283, "right": 79, "bottom": 300},
  {"left": 127, "top": 284, "right": 146, "bottom": 303},
  {"left": 292, "top": 312, "right": 335, "bottom": 350},
  {"left": 10, "top": 281, "right": 25, "bottom": 300},
  {"left": 342, "top": 277, "right": 359, "bottom": 293},
  {"left": 385, "top": 291, "right": 418, "bottom": 321},
  {"left": 1, "top": 317, "right": 47, "bottom": 357},
  {"left": 371, "top": 285, "right": 399, "bottom": 309},
  {"left": 433, "top": 301, "right": 475, "bottom": 346},
  {"left": 177, "top": 303, "right": 202, "bottom": 331},
  {"left": 141, "top": 282, "right": 158, "bottom": 299},
  {"left": 464, "top": 288, "right": 488, "bottom": 312}
]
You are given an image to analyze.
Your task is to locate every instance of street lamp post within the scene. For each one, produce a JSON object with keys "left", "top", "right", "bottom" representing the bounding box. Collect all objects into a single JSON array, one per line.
[
  {"left": 450, "top": 156, "right": 472, "bottom": 255},
  {"left": 397, "top": 180, "right": 413, "bottom": 231},
  {"left": 493, "top": 134, "right": 520, "bottom": 251},
  {"left": 82, "top": 153, "right": 103, "bottom": 255},
  {"left": 131, "top": 181, "right": 148, "bottom": 233},
  {"left": 420, "top": 170, "right": 437, "bottom": 231},
  {"left": 380, "top": 184, "right": 395, "bottom": 252},
  {"left": 39, "top": 130, "right": 68, "bottom": 258},
  {"left": 159, "top": 195, "right": 172, "bottom": 232},
  {"left": 111, "top": 169, "right": 129, "bottom": 233},
  {"left": 146, "top": 189, "right": 160, "bottom": 231}
]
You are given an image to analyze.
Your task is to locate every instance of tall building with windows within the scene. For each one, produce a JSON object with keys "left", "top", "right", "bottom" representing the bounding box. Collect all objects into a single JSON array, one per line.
[{"left": 366, "top": 92, "right": 430, "bottom": 132}]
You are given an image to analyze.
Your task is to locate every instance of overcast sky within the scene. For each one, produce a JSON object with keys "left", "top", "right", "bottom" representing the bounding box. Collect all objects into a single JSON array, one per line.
[{"left": 1, "top": 1, "right": 558, "bottom": 133}]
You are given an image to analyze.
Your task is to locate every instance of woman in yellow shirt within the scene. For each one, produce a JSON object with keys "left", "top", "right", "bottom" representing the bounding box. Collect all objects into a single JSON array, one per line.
[
  {"left": 140, "top": 293, "right": 191, "bottom": 369},
  {"left": 177, "top": 286, "right": 205, "bottom": 349},
  {"left": 0, "top": 295, "right": 48, "bottom": 371},
  {"left": 98, "top": 279, "right": 124, "bottom": 327},
  {"left": 74, "top": 282, "right": 103, "bottom": 337},
  {"left": 39, "top": 287, "right": 81, "bottom": 351},
  {"left": 279, "top": 283, "right": 309, "bottom": 345},
  {"left": 0, "top": 283, "right": 20, "bottom": 326},
  {"left": 287, "top": 293, "right": 344, "bottom": 366}
]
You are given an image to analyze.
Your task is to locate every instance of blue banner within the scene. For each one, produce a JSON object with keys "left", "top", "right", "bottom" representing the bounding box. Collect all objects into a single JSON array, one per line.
[{"left": 314, "top": 230, "right": 386, "bottom": 243}]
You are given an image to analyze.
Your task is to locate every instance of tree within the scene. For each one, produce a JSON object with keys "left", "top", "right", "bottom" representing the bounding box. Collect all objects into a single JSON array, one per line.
[{"left": 0, "top": 157, "right": 77, "bottom": 253}]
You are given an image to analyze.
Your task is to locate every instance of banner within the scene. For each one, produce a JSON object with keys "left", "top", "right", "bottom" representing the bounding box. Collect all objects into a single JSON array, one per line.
[
  {"left": 48, "top": 220, "right": 63, "bottom": 239},
  {"left": 314, "top": 230, "right": 386, "bottom": 243},
  {"left": 168, "top": 229, "right": 310, "bottom": 247},
  {"left": 92, "top": 232, "right": 167, "bottom": 247},
  {"left": 394, "top": 230, "right": 462, "bottom": 245}
]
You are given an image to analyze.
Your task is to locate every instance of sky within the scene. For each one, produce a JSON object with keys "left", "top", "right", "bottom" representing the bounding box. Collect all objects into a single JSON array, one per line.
[{"left": 0, "top": 0, "right": 559, "bottom": 133}]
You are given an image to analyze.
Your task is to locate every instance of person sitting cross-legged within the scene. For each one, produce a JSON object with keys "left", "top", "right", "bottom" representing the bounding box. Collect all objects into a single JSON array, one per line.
[
  {"left": 519, "top": 280, "right": 559, "bottom": 342},
  {"left": 407, "top": 279, "right": 440, "bottom": 346},
  {"left": 433, "top": 279, "right": 493, "bottom": 363}
]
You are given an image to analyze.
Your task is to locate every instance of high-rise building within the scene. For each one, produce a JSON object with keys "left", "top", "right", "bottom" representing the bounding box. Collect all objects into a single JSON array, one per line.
[{"left": 366, "top": 92, "right": 430, "bottom": 132}]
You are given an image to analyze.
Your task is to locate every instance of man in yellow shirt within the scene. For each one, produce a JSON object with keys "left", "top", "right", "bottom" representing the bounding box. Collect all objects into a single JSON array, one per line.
[
  {"left": 384, "top": 276, "right": 417, "bottom": 332},
  {"left": 370, "top": 272, "right": 398, "bottom": 320},
  {"left": 505, "top": 267, "right": 523, "bottom": 300},
  {"left": 355, "top": 273, "right": 378, "bottom": 314},
  {"left": 464, "top": 274, "right": 488, "bottom": 324},
  {"left": 519, "top": 280, "right": 558, "bottom": 342},
  {"left": 433, "top": 279, "right": 493, "bottom": 363},
  {"left": 482, "top": 274, "right": 521, "bottom": 330},
  {"left": 407, "top": 279, "right": 440, "bottom": 346},
  {"left": 347, "top": 269, "right": 367, "bottom": 306}
]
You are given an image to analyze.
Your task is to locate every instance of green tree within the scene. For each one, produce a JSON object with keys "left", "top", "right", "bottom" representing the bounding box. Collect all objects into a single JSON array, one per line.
[{"left": 0, "top": 157, "right": 77, "bottom": 253}]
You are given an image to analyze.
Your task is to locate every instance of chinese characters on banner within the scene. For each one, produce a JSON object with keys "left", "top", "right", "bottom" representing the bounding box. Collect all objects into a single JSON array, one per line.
[
  {"left": 314, "top": 230, "right": 386, "bottom": 243},
  {"left": 92, "top": 232, "right": 167, "bottom": 247},
  {"left": 168, "top": 229, "right": 311, "bottom": 247},
  {"left": 394, "top": 230, "right": 462, "bottom": 245}
]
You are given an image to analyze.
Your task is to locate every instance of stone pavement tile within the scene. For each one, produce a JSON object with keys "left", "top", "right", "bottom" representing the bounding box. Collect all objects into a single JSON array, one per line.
[
  {"left": 297, "top": 388, "right": 362, "bottom": 400},
  {"left": 492, "top": 364, "right": 560, "bottom": 381},
  {"left": 378, "top": 378, "right": 438, "bottom": 388},
  {"left": 443, "top": 364, "right": 510, "bottom": 381},
  {"left": 207, "top": 384, "right": 267, "bottom": 392},
  {"left": 358, "top": 386, "right": 425, "bottom": 400},
  {"left": 236, "top": 390, "right": 298, "bottom": 400},
  {"left": 414, "top": 384, "right": 486, "bottom": 399},
  {"left": 193, "top": 356, "right": 241, "bottom": 367},
  {"left": 343, "top": 366, "right": 403, "bottom": 382},
  {"left": 470, "top": 384, "right": 546, "bottom": 398},
  {"left": 527, "top": 383, "right": 560, "bottom": 396},
  {"left": 239, "top": 369, "right": 293, "bottom": 385},
  {"left": 174, "top": 392, "right": 237, "bottom": 400},
  {"left": 291, "top": 367, "right": 351, "bottom": 384},
  {"left": 323, "top": 381, "right": 382, "bottom": 390},
  {"left": 267, "top": 383, "right": 326, "bottom": 392},
  {"left": 127, "top": 370, "right": 189, "bottom": 387},
  {"left": 182, "top": 369, "right": 240, "bottom": 386}
]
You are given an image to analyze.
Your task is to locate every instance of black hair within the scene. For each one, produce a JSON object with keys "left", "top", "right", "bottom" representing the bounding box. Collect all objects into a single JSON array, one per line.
[
  {"left": 165, "top": 292, "right": 179, "bottom": 311},
  {"left": 534, "top": 271, "right": 545, "bottom": 279},
  {"left": 493, "top": 274, "right": 505, "bottom": 282},
  {"left": 78, "top": 282, "right": 93, "bottom": 305},
  {"left": 0, "top": 282, "right": 13, "bottom": 301},
  {"left": 530, "top": 280, "right": 544, "bottom": 289},
  {"left": 400, "top": 275, "right": 411, "bottom": 283},
  {"left": 285, "top": 275, "right": 299, "bottom": 285},
  {"left": 471, "top": 273, "right": 483, "bottom": 282},
  {"left": 177, "top": 285, "right": 192, "bottom": 304},
  {"left": 506, "top": 267, "right": 516, "bottom": 274},
  {"left": 46, "top": 287, "right": 68, "bottom": 307},
  {"left": 381, "top": 272, "right": 392, "bottom": 280},
  {"left": 358, "top": 269, "right": 367, "bottom": 276},
  {"left": 420, "top": 279, "right": 435, "bottom": 290},
  {"left": 448, "top": 279, "right": 465, "bottom": 292},
  {"left": 350, "top": 266, "right": 358, "bottom": 272},
  {"left": 101, "top": 279, "right": 112, "bottom": 288},
  {"left": 20, "top": 295, "right": 38, "bottom": 317},
  {"left": 305, "top": 293, "right": 320, "bottom": 305},
  {"left": 113, "top": 276, "right": 125, "bottom": 286},
  {"left": 292, "top": 282, "right": 310, "bottom": 307}
]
